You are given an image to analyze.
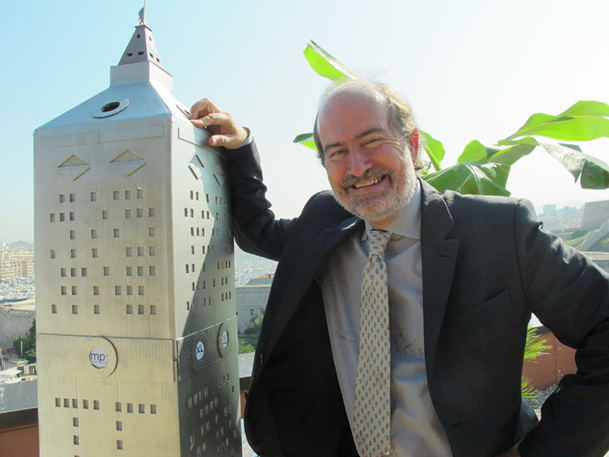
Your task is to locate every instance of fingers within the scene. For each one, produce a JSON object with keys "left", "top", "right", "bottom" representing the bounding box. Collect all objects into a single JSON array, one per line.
[
  {"left": 210, "top": 127, "right": 249, "bottom": 149},
  {"left": 208, "top": 135, "right": 230, "bottom": 147},
  {"left": 189, "top": 99, "right": 232, "bottom": 130},
  {"left": 189, "top": 98, "right": 248, "bottom": 149},
  {"left": 190, "top": 118, "right": 206, "bottom": 129},
  {"left": 192, "top": 111, "right": 232, "bottom": 129},
  {"left": 189, "top": 98, "right": 218, "bottom": 120}
]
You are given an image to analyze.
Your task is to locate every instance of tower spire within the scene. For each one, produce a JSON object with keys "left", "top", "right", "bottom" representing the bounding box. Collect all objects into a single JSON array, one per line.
[{"left": 118, "top": 20, "right": 163, "bottom": 68}]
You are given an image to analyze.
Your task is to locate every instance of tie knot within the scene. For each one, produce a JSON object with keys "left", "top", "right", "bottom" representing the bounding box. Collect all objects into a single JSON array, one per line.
[{"left": 368, "top": 229, "right": 391, "bottom": 256}]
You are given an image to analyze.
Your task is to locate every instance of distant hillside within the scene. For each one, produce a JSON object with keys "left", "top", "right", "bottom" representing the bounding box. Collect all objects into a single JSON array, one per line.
[
  {"left": 6, "top": 241, "right": 33, "bottom": 251},
  {"left": 557, "top": 229, "right": 609, "bottom": 252},
  {"left": 588, "top": 235, "right": 609, "bottom": 252}
]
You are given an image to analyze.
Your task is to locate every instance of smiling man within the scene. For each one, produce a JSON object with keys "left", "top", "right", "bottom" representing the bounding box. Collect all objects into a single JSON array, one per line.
[
  {"left": 190, "top": 81, "right": 609, "bottom": 457},
  {"left": 315, "top": 83, "right": 418, "bottom": 229}
]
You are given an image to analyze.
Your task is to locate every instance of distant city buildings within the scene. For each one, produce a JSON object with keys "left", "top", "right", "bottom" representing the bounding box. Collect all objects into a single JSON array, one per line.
[
  {"left": 0, "top": 277, "right": 35, "bottom": 301},
  {"left": 0, "top": 298, "right": 35, "bottom": 347},
  {"left": 582, "top": 200, "right": 609, "bottom": 231},
  {"left": 0, "top": 242, "right": 34, "bottom": 281},
  {"left": 0, "top": 243, "right": 36, "bottom": 348},
  {"left": 232, "top": 251, "right": 275, "bottom": 344},
  {"left": 236, "top": 274, "right": 273, "bottom": 335},
  {"left": 537, "top": 204, "right": 584, "bottom": 232},
  {"left": 234, "top": 248, "right": 277, "bottom": 286}
]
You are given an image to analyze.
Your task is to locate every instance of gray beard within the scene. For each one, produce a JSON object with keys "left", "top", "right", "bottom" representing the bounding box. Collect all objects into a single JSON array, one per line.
[{"left": 333, "top": 160, "right": 417, "bottom": 225}]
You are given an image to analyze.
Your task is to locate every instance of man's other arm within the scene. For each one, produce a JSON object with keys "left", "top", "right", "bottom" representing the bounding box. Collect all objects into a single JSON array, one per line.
[{"left": 515, "top": 199, "right": 609, "bottom": 457}]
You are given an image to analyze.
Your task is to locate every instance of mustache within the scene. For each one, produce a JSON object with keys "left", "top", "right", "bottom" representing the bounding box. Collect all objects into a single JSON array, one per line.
[{"left": 340, "top": 168, "right": 391, "bottom": 188}]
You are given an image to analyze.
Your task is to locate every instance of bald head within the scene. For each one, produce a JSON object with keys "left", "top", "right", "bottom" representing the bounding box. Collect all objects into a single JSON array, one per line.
[{"left": 313, "top": 81, "right": 419, "bottom": 165}]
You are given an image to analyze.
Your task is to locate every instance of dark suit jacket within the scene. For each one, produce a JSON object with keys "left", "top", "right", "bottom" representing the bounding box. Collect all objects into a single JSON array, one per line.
[{"left": 229, "top": 142, "right": 609, "bottom": 457}]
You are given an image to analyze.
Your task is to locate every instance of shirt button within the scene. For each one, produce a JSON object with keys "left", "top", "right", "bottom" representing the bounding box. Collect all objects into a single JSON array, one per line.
[{"left": 384, "top": 449, "right": 391, "bottom": 456}]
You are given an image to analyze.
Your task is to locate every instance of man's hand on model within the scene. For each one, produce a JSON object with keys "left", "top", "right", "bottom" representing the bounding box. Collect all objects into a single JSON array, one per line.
[{"left": 189, "top": 98, "right": 248, "bottom": 149}]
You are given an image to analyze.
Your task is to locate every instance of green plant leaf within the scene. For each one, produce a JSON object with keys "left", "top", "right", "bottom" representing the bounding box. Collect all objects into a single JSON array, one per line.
[
  {"left": 509, "top": 113, "right": 555, "bottom": 138},
  {"left": 497, "top": 137, "right": 540, "bottom": 147},
  {"left": 420, "top": 130, "right": 445, "bottom": 171},
  {"left": 521, "top": 327, "right": 548, "bottom": 397},
  {"left": 558, "top": 100, "right": 609, "bottom": 118},
  {"left": 292, "top": 132, "right": 317, "bottom": 151},
  {"left": 423, "top": 162, "right": 511, "bottom": 196},
  {"left": 537, "top": 141, "right": 609, "bottom": 188},
  {"left": 540, "top": 142, "right": 586, "bottom": 181},
  {"left": 303, "top": 40, "right": 359, "bottom": 83},
  {"left": 580, "top": 152, "right": 609, "bottom": 189},
  {"left": 299, "top": 41, "right": 609, "bottom": 194},
  {"left": 509, "top": 101, "right": 609, "bottom": 141},
  {"left": 518, "top": 117, "right": 609, "bottom": 141},
  {"left": 524, "top": 327, "right": 550, "bottom": 360},
  {"left": 487, "top": 141, "right": 539, "bottom": 166},
  {"left": 458, "top": 139, "right": 509, "bottom": 164},
  {"left": 521, "top": 377, "right": 537, "bottom": 399},
  {"left": 458, "top": 140, "right": 488, "bottom": 163}
]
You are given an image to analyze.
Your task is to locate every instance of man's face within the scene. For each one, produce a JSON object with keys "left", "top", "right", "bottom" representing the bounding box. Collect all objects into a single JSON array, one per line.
[{"left": 317, "top": 89, "right": 417, "bottom": 228}]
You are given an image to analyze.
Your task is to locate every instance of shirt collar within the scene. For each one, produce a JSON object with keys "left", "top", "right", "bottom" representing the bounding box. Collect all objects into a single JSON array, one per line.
[{"left": 362, "top": 179, "right": 422, "bottom": 240}]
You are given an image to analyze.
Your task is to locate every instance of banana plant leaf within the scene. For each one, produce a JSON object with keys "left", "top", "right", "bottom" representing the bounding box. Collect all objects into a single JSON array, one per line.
[
  {"left": 420, "top": 130, "right": 445, "bottom": 172},
  {"left": 496, "top": 137, "right": 609, "bottom": 189},
  {"left": 298, "top": 40, "right": 609, "bottom": 195},
  {"left": 508, "top": 101, "right": 609, "bottom": 142},
  {"left": 540, "top": 142, "right": 609, "bottom": 189},
  {"left": 293, "top": 132, "right": 317, "bottom": 151},
  {"left": 422, "top": 162, "right": 511, "bottom": 196},
  {"left": 458, "top": 140, "right": 500, "bottom": 163},
  {"left": 457, "top": 139, "right": 538, "bottom": 167},
  {"left": 489, "top": 138, "right": 539, "bottom": 166},
  {"left": 292, "top": 41, "right": 359, "bottom": 149},
  {"left": 303, "top": 40, "right": 359, "bottom": 83}
]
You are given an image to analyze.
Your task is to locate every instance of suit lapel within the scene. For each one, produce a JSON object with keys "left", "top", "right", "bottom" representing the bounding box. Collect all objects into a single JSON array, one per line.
[{"left": 420, "top": 181, "right": 459, "bottom": 370}]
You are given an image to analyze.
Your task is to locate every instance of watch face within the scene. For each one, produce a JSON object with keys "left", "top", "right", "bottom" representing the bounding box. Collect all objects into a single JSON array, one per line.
[{"left": 221, "top": 330, "right": 229, "bottom": 349}]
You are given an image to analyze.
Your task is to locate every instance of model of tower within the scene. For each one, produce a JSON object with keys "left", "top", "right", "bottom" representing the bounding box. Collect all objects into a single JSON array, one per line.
[{"left": 34, "top": 22, "right": 241, "bottom": 457}]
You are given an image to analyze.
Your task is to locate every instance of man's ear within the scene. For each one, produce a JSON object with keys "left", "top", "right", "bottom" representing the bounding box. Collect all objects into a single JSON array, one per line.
[{"left": 409, "top": 129, "right": 419, "bottom": 162}]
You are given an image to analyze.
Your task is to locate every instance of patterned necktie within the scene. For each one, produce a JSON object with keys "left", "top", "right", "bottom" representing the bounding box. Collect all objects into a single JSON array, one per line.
[{"left": 353, "top": 229, "right": 392, "bottom": 457}]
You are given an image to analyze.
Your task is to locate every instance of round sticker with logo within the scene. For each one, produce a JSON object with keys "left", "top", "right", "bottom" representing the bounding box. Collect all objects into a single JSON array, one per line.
[
  {"left": 217, "top": 323, "right": 232, "bottom": 358},
  {"left": 195, "top": 341, "right": 205, "bottom": 361},
  {"left": 89, "top": 347, "right": 109, "bottom": 368},
  {"left": 191, "top": 333, "right": 210, "bottom": 372},
  {"left": 85, "top": 337, "right": 117, "bottom": 378}
]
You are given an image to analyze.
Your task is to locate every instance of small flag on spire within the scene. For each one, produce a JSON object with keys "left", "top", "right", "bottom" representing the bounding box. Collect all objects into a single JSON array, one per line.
[{"left": 138, "top": 4, "right": 146, "bottom": 25}]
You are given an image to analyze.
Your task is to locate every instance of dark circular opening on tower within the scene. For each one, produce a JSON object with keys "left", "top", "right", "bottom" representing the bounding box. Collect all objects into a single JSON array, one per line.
[{"left": 101, "top": 102, "right": 121, "bottom": 113}]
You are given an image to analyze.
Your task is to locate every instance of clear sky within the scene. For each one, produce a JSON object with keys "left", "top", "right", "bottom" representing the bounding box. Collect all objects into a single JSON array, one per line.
[{"left": 2, "top": 0, "right": 608, "bottom": 243}]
